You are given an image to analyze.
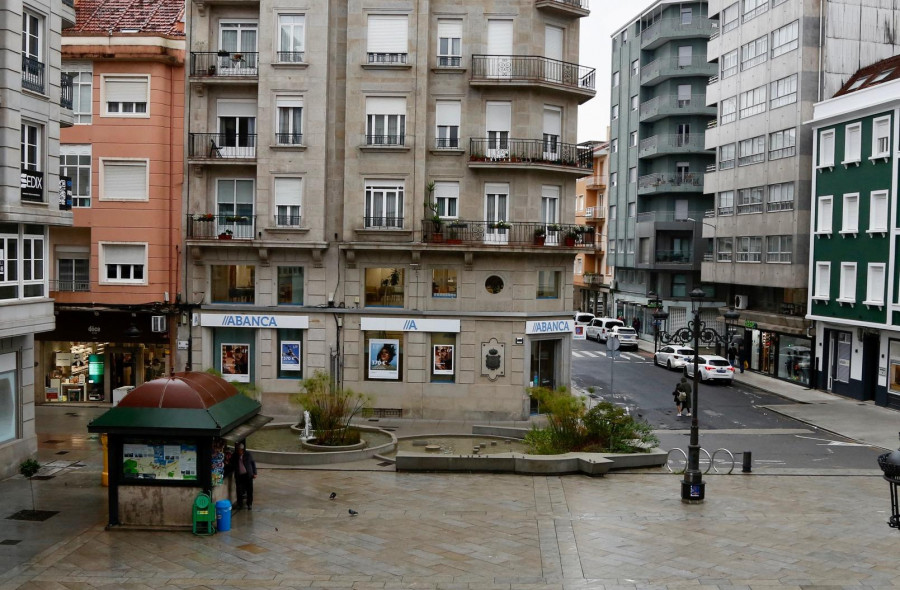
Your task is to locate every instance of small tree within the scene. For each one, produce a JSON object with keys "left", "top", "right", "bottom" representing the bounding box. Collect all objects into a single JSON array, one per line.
[
  {"left": 291, "top": 371, "right": 371, "bottom": 446},
  {"left": 525, "top": 386, "right": 585, "bottom": 453},
  {"left": 19, "top": 458, "right": 40, "bottom": 512}
]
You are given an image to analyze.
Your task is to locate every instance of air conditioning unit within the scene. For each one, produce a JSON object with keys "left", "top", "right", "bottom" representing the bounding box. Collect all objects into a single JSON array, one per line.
[
  {"left": 734, "top": 294, "right": 749, "bottom": 309},
  {"left": 151, "top": 315, "right": 167, "bottom": 333}
]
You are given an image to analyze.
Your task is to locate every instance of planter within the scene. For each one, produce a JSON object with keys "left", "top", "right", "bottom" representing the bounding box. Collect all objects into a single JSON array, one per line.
[
  {"left": 430, "top": 233, "right": 444, "bottom": 243},
  {"left": 446, "top": 239, "right": 462, "bottom": 245},
  {"left": 218, "top": 233, "right": 233, "bottom": 240},
  {"left": 534, "top": 236, "right": 545, "bottom": 246},
  {"left": 564, "top": 237, "right": 576, "bottom": 247},
  {"left": 207, "top": 66, "right": 216, "bottom": 75}
]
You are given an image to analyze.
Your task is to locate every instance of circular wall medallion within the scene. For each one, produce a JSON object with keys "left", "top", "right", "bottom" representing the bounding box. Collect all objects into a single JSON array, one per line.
[{"left": 485, "top": 275, "right": 504, "bottom": 294}]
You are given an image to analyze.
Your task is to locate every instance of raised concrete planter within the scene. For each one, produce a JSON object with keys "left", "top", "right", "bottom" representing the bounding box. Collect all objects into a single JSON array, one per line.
[{"left": 247, "top": 422, "right": 397, "bottom": 466}]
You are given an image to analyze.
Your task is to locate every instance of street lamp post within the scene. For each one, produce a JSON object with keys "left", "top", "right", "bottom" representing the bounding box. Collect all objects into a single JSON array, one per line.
[
  {"left": 649, "top": 291, "right": 668, "bottom": 354},
  {"left": 657, "top": 288, "right": 740, "bottom": 502}
]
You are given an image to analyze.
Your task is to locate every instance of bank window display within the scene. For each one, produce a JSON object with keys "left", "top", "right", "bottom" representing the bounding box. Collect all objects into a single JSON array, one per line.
[
  {"left": 220, "top": 343, "right": 250, "bottom": 383},
  {"left": 211, "top": 265, "right": 255, "bottom": 304},
  {"left": 277, "top": 266, "right": 304, "bottom": 305},
  {"left": 778, "top": 335, "right": 810, "bottom": 385},
  {"left": 365, "top": 332, "right": 402, "bottom": 381},
  {"left": 364, "top": 267, "right": 404, "bottom": 307},
  {"left": 431, "top": 333, "right": 455, "bottom": 383},
  {"left": 0, "top": 353, "right": 16, "bottom": 445},
  {"left": 278, "top": 329, "right": 303, "bottom": 379},
  {"left": 432, "top": 268, "right": 457, "bottom": 298},
  {"left": 537, "top": 271, "right": 560, "bottom": 299}
]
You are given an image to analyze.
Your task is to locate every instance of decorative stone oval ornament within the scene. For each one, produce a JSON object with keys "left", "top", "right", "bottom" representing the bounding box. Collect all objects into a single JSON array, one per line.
[{"left": 481, "top": 338, "right": 505, "bottom": 381}]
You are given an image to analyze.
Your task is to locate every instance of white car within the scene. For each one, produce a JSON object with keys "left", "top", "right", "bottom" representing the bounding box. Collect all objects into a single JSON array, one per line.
[
  {"left": 609, "top": 326, "right": 639, "bottom": 349},
  {"left": 574, "top": 312, "right": 595, "bottom": 327},
  {"left": 654, "top": 346, "right": 696, "bottom": 370},
  {"left": 684, "top": 355, "right": 735, "bottom": 384},
  {"left": 585, "top": 318, "right": 624, "bottom": 342}
]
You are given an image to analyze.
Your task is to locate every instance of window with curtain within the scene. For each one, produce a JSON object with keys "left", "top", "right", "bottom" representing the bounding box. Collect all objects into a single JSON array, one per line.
[
  {"left": 365, "top": 181, "right": 404, "bottom": 228},
  {"left": 718, "top": 190, "right": 734, "bottom": 215},
  {"left": 437, "top": 19, "right": 462, "bottom": 66},
  {"left": 536, "top": 271, "right": 560, "bottom": 299},
  {"left": 543, "top": 106, "right": 561, "bottom": 159},
  {"left": 22, "top": 226, "right": 45, "bottom": 297},
  {"left": 767, "top": 182, "right": 794, "bottom": 212},
  {"left": 101, "top": 160, "right": 148, "bottom": 201},
  {"left": 770, "top": 74, "right": 798, "bottom": 109},
  {"left": 717, "top": 237, "right": 733, "bottom": 262},
  {"left": 433, "top": 182, "right": 458, "bottom": 218},
  {"left": 769, "top": 128, "right": 796, "bottom": 160},
  {"left": 771, "top": 21, "right": 799, "bottom": 57},
  {"left": 738, "top": 135, "right": 765, "bottom": 166},
  {"left": 216, "top": 179, "right": 255, "bottom": 238},
  {"left": 739, "top": 85, "right": 766, "bottom": 118},
  {"left": 101, "top": 243, "right": 145, "bottom": 284},
  {"left": 277, "top": 14, "right": 305, "bottom": 62},
  {"left": 721, "top": 49, "right": 738, "bottom": 78},
  {"left": 736, "top": 236, "right": 762, "bottom": 262},
  {"left": 63, "top": 61, "right": 92, "bottom": 124},
  {"left": 435, "top": 101, "right": 460, "bottom": 148},
  {"left": 766, "top": 236, "right": 792, "bottom": 263},
  {"left": 274, "top": 177, "right": 302, "bottom": 226},
  {"left": 737, "top": 187, "right": 764, "bottom": 214},
  {"left": 366, "top": 97, "right": 406, "bottom": 145},
  {"left": 719, "top": 143, "right": 736, "bottom": 169},
  {"left": 720, "top": 96, "right": 736, "bottom": 124},
  {"left": 276, "top": 97, "right": 302, "bottom": 145},
  {"left": 367, "top": 15, "right": 408, "bottom": 64},
  {"left": 722, "top": 2, "right": 739, "bottom": 32},
  {"left": 740, "top": 35, "right": 767, "bottom": 71}
]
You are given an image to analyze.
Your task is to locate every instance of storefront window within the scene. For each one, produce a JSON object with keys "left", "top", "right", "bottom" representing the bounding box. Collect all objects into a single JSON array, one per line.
[
  {"left": 888, "top": 341, "right": 900, "bottom": 395},
  {"left": 778, "top": 335, "right": 810, "bottom": 385},
  {"left": 365, "top": 268, "right": 404, "bottom": 307},
  {"left": 278, "top": 329, "right": 303, "bottom": 379},
  {"left": 432, "top": 269, "right": 457, "bottom": 298},
  {"left": 365, "top": 331, "right": 402, "bottom": 381},
  {"left": 214, "top": 328, "right": 252, "bottom": 384},
  {"left": 211, "top": 265, "right": 255, "bottom": 304},
  {"left": 0, "top": 353, "right": 16, "bottom": 444},
  {"left": 277, "top": 266, "right": 304, "bottom": 305},
  {"left": 431, "top": 333, "right": 455, "bottom": 383}
]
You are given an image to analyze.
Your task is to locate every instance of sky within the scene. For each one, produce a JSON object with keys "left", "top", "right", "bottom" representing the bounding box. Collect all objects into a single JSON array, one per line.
[{"left": 577, "top": 0, "right": 656, "bottom": 143}]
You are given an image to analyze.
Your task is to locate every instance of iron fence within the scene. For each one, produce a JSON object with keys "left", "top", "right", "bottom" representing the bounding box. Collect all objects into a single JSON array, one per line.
[{"left": 471, "top": 55, "right": 595, "bottom": 91}]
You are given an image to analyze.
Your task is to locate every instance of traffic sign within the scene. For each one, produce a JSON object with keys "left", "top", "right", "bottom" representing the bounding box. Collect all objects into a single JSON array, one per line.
[{"left": 607, "top": 335, "right": 620, "bottom": 351}]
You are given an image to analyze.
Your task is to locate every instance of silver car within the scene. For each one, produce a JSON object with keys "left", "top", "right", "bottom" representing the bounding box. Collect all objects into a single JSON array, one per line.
[{"left": 654, "top": 346, "right": 696, "bottom": 370}]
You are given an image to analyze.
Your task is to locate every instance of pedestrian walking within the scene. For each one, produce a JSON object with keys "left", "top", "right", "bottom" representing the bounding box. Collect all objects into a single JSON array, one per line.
[
  {"left": 674, "top": 377, "right": 692, "bottom": 417},
  {"left": 727, "top": 344, "right": 737, "bottom": 368},
  {"left": 228, "top": 442, "right": 257, "bottom": 510},
  {"left": 738, "top": 343, "right": 747, "bottom": 373},
  {"left": 632, "top": 317, "right": 642, "bottom": 334}
]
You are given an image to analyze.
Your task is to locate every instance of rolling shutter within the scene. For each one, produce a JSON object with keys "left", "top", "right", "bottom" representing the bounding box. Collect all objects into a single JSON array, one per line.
[
  {"left": 487, "top": 20, "right": 513, "bottom": 54},
  {"left": 367, "top": 15, "right": 408, "bottom": 53},
  {"left": 103, "top": 161, "right": 147, "bottom": 200},
  {"left": 105, "top": 76, "right": 148, "bottom": 103},
  {"left": 486, "top": 102, "right": 511, "bottom": 132},
  {"left": 436, "top": 101, "right": 460, "bottom": 127}
]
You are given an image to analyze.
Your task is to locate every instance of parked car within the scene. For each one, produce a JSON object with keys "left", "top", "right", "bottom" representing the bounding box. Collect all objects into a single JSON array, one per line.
[
  {"left": 574, "top": 312, "right": 595, "bottom": 327},
  {"left": 585, "top": 317, "right": 624, "bottom": 342},
  {"left": 609, "top": 326, "right": 639, "bottom": 349},
  {"left": 683, "top": 355, "right": 735, "bottom": 383},
  {"left": 654, "top": 346, "right": 696, "bottom": 370}
]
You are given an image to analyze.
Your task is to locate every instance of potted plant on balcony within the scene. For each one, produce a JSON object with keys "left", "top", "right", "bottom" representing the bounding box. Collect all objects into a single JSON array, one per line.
[
  {"left": 217, "top": 49, "right": 231, "bottom": 57},
  {"left": 533, "top": 226, "right": 546, "bottom": 246},
  {"left": 447, "top": 220, "right": 466, "bottom": 244},
  {"left": 430, "top": 214, "right": 445, "bottom": 242},
  {"left": 563, "top": 229, "right": 578, "bottom": 247},
  {"left": 218, "top": 229, "right": 233, "bottom": 240},
  {"left": 225, "top": 215, "right": 248, "bottom": 223},
  {"left": 490, "top": 220, "right": 511, "bottom": 231},
  {"left": 195, "top": 213, "right": 215, "bottom": 222}
]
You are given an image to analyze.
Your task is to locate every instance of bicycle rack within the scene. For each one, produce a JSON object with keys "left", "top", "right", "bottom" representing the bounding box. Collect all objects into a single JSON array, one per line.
[{"left": 666, "top": 447, "right": 735, "bottom": 475}]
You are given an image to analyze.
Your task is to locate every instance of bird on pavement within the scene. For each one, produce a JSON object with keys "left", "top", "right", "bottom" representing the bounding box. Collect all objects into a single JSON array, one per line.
[
  {"left": 329, "top": 492, "right": 337, "bottom": 500},
  {"left": 348, "top": 509, "right": 358, "bottom": 516}
]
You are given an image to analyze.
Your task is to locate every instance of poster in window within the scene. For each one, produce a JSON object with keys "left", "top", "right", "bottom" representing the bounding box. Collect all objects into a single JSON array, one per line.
[
  {"left": 369, "top": 339, "right": 399, "bottom": 380},
  {"left": 433, "top": 345, "right": 454, "bottom": 375},
  {"left": 281, "top": 341, "right": 302, "bottom": 372},
  {"left": 221, "top": 343, "right": 250, "bottom": 383}
]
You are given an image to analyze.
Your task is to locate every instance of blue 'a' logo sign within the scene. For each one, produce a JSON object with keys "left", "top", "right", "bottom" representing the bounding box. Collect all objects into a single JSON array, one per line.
[{"left": 403, "top": 319, "right": 418, "bottom": 330}]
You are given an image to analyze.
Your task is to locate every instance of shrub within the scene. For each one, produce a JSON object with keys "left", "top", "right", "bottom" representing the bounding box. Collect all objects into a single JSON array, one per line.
[
  {"left": 582, "top": 401, "right": 659, "bottom": 453},
  {"left": 291, "top": 371, "right": 371, "bottom": 446}
]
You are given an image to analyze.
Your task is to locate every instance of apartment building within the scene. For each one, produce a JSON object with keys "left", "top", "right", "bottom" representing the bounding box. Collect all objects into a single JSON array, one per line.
[
  {"left": 808, "top": 58, "right": 900, "bottom": 408},
  {"left": 702, "top": 0, "right": 900, "bottom": 383},
  {"left": 184, "top": 0, "right": 595, "bottom": 419},
  {"left": 608, "top": 0, "right": 718, "bottom": 336},
  {"left": 27, "top": 0, "right": 186, "bottom": 409},
  {"left": 574, "top": 142, "right": 611, "bottom": 315},
  {"left": 0, "top": 0, "right": 76, "bottom": 479}
]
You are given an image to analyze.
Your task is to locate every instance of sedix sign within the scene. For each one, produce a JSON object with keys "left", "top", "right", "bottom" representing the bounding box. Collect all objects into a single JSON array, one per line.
[{"left": 525, "top": 319, "right": 573, "bottom": 335}]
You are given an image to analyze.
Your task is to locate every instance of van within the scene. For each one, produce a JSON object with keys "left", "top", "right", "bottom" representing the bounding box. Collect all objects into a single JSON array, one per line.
[
  {"left": 573, "top": 312, "right": 595, "bottom": 326},
  {"left": 585, "top": 317, "right": 624, "bottom": 342}
]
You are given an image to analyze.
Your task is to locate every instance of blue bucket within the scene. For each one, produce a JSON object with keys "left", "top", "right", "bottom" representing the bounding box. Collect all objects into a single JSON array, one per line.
[{"left": 215, "top": 499, "right": 232, "bottom": 532}]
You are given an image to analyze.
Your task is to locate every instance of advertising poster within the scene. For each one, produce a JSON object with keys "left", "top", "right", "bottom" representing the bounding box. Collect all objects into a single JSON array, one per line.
[
  {"left": 433, "top": 345, "right": 454, "bottom": 375},
  {"left": 221, "top": 343, "right": 250, "bottom": 382},
  {"left": 122, "top": 443, "right": 197, "bottom": 480},
  {"left": 573, "top": 325, "right": 586, "bottom": 340},
  {"left": 369, "top": 339, "right": 399, "bottom": 380},
  {"left": 281, "top": 341, "right": 302, "bottom": 371}
]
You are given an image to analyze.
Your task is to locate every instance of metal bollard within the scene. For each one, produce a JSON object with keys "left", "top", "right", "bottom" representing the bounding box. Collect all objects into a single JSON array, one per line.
[{"left": 742, "top": 451, "right": 752, "bottom": 473}]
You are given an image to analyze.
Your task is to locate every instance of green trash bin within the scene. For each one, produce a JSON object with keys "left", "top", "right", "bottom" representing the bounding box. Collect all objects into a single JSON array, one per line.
[{"left": 192, "top": 493, "right": 216, "bottom": 536}]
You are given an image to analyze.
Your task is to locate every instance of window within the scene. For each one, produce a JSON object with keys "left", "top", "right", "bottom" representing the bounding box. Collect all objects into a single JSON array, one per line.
[
  {"left": 628, "top": 167, "right": 637, "bottom": 183},
  {"left": 631, "top": 59, "right": 639, "bottom": 76},
  {"left": 274, "top": 177, "right": 302, "bottom": 226},
  {"left": 609, "top": 239, "right": 617, "bottom": 252},
  {"left": 102, "top": 75, "right": 148, "bottom": 116},
  {"left": 365, "top": 267, "right": 405, "bottom": 307},
  {"left": 741, "top": 36, "right": 767, "bottom": 71},
  {"left": 435, "top": 100, "right": 460, "bottom": 149},
  {"left": 275, "top": 97, "right": 303, "bottom": 145},
  {"left": 814, "top": 262, "right": 831, "bottom": 299},
  {"left": 738, "top": 135, "right": 765, "bottom": 166},
  {"left": 63, "top": 62, "right": 92, "bottom": 124},
  {"left": 627, "top": 202, "right": 636, "bottom": 217},
  {"left": 739, "top": 85, "right": 766, "bottom": 118},
  {"left": 537, "top": 271, "right": 560, "bottom": 298},
  {"left": 719, "top": 143, "right": 736, "bottom": 169},
  {"left": 626, "top": 238, "right": 635, "bottom": 253},
  {"left": 611, "top": 138, "right": 618, "bottom": 153},
  {"left": 366, "top": 97, "right": 406, "bottom": 145},
  {"left": 611, "top": 104, "right": 619, "bottom": 120},
  {"left": 437, "top": 19, "right": 462, "bottom": 67},
  {"left": 277, "top": 266, "right": 304, "bottom": 305},
  {"left": 609, "top": 204, "right": 617, "bottom": 220},
  {"left": 678, "top": 46, "right": 692, "bottom": 67},
  {"left": 629, "top": 131, "right": 637, "bottom": 147},
  {"left": 722, "top": 3, "right": 739, "bottom": 33},
  {"left": 770, "top": 74, "right": 798, "bottom": 109},
  {"left": 742, "top": 0, "right": 768, "bottom": 22},
  {"left": 721, "top": 49, "right": 738, "bottom": 78},
  {"left": 0, "top": 353, "right": 16, "bottom": 445},
  {"left": 612, "top": 71, "right": 620, "bottom": 87},
  {"left": 277, "top": 14, "right": 305, "bottom": 62},
  {"left": 0, "top": 232, "right": 18, "bottom": 300},
  {"left": 21, "top": 11, "right": 43, "bottom": 93},
  {"left": 841, "top": 193, "right": 859, "bottom": 234},
  {"left": 865, "top": 264, "right": 886, "bottom": 306},
  {"left": 771, "top": 21, "right": 799, "bottom": 57},
  {"left": 869, "top": 190, "right": 889, "bottom": 233},
  {"left": 542, "top": 106, "right": 561, "bottom": 159},
  {"left": 217, "top": 179, "right": 254, "bottom": 238},
  {"left": 769, "top": 128, "right": 796, "bottom": 159},
  {"left": 433, "top": 181, "right": 458, "bottom": 218},
  {"left": 431, "top": 333, "right": 456, "bottom": 383},
  {"left": 57, "top": 257, "right": 89, "bottom": 292},
  {"left": 610, "top": 172, "right": 617, "bottom": 187},
  {"left": 100, "top": 243, "right": 146, "bottom": 284},
  {"left": 681, "top": 6, "right": 693, "bottom": 23},
  {"left": 672, "top": 274, "right": 687, "bottom": 297},
  {"left": 211, "top": 265, "right": 255, "bottom": 304},
  {"left": 220, "top": 21, "right": 258, "bottom": 72},
  {"left": 60, "top": 145, "right": 91, "bottom": 207},
  {"left": 718, "top": 190, "right": 734, "bottom": 215},
  {"left": 22, "top": 227, "right": 45, "bottom": 297},
  {"left": 101, "top": 159, "right": 148, "bottom": 201},
  {"left": 816, "top": 196, "right": 833, "bottom": 234},
  {"left": 838, "top": 263, "right": 857, "bottom": 303},
  {"left": 767, "top": 182, "right": 794, "bottom": 211},
  {"left": 872, "top": 116, "right": 891, "bottom": 158},
  {"left": 540, "top": 185, "right": 559, "bottom": 227},
  {"left": 278, "top": 329, "right": 304, "bottom": 379},
  {"left": 818, "top": 129, "right": 835, "bottom": 168},
  {"left": 217, "top": 100, "right": 257, "bottom": 155},
  {"left": 720, "top": 96, "right": 737, "bottom": 125},
  {"left": 631, "top": 95, "right": 639, "bottom": 111},
  {"left": 737, "top": 186, "right": 764, "bottom": 214},
  {"left": 717, "top": 237, "right": 733, "bottom": 261},
  {"left": 367, "top": 15, "right": 408, "bottom": 64},
  {"left": 432, "top": 269, "right": 457, "bottom": 298},
  {"left": 843, "top": 123, "right": 861, "bottom": 164},
  {"left": 766, "top": 235, "right": 792, "bottom": 263},
  {"left": 365, "top": 181, "right": 404, "bottom": 228},
  {"left": 20, "top": 122, "right": 43, "bottom": 202},
  {"left": 736, "top": 236, "right": 762, "bottom": 262},
  {"left": 486, "top": 101, "right": 510, "bottom": 157},
  {"left": 677, "top": 84, "right": 691, "bottom": 107}
]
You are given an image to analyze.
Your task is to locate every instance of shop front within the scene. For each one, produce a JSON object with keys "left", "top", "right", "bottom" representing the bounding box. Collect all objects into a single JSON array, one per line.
[
  {"left": 739, "top": 324, "right": 812, "bottom": 387},
  {"left": 526, "top": 319, "right": 572, "bottom": 413}
]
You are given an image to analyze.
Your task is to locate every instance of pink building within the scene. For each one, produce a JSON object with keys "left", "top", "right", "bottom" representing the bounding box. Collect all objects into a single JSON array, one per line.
[{"left": 36, "top": 0, "right": 185, "bottom": 404}]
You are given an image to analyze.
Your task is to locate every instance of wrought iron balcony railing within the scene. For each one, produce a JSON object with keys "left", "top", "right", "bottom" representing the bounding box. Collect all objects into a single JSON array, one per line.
[
  {"left": 275, "top": 214, "right": 301, "bottom": 227},
  {"left": 365, "top": 134, "right": 406, "bottom": 146},
  {"left": 276, "top": 51, "right": 305, "bottom": 63},
  {"left": 469, "top": 138, "right": 592, "bottom": 169},
  {"left": 188, "top": 133, "right": 257, "bottom": 160},
  {"left": 49, "top": 279, "right": 90, "bottom": 292},
  {"left": 275, "top": 133, "right": 303, "bottom": 146},
  {"left": 471, "top": 55, "right": 595, "bottom": 91},
  {"left": 364, "top": 216, "right": 405, "bottom": 229},
  {"left": 367, "top": 53, "right": 408, "bottom": 65},
  {"left": 187, "top": 214, "right": 257, "bottom": 240},
  {"left": 60, "top": 72, "right": 74, "bottom": 109},
  {"left": 422, "top": 219, "right": 595, "bottom": 248},
  {"left": 190, "top": 52, "right": 260, "bottom": 77},
  {"left": 22, "top": 55, "right": 45, "bottom": 93}
]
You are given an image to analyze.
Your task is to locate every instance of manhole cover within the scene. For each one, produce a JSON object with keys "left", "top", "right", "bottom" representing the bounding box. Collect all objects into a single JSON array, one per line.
[
  {"left": 56, "top": 451, "right": 69, "bottom": 455},
  {"left": 0, "top": 539, "right": 22, "bottom": 545},
  {"left": 7, "top": 510, "right": 59, "bottom": 522}
]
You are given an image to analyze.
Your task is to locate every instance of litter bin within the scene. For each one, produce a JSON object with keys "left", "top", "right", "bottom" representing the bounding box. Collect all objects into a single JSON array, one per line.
[
  {"left": 215, "top": 499, "right": 232, "bottom": 532},
  {"left": 192, "top": 493, "right": 215, "bottom": 536}
]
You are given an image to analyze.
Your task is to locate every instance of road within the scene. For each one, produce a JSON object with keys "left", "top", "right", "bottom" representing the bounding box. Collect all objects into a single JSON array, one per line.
[{"left": 571, "top": 337, "right": 883, "bottom": 472}]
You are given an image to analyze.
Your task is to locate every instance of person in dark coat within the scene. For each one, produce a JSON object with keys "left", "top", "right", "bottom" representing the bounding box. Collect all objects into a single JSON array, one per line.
[
  {"left": 727, "top": 345, "right": 737, "bottom": 368},
  {"left": 674, "top": 377, "right": 692, "bottom": 417},
  {"left": 228, "top": 442, "right": 257, "bottom": 510}
]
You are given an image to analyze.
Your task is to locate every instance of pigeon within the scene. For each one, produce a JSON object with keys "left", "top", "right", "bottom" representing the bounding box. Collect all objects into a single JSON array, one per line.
[
  {"left": 329, "top": 492, "right": 337, "bottom": 500},
  {"left": 348, "top": 509, "right": 358, "bottom": 516}
]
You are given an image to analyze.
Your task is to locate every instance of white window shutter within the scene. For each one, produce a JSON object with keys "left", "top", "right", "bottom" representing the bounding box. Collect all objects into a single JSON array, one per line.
[
  {"left": 545, "top": 26, "right": 563, "bottom": 61},
  {"left": 275, "top": 178, "right": 302, "bottom": 206},
  {"left": 217, "top": 100, "right": 257, "bottom": 117},
  {"left": 276, "top": 97, "right": 303, "bottom": 108},
  {"left": 366, "top": 97, "right": 406, "bottom": 115},
  {"left": 104, "top": 244, "right": 144, "bottom": 265},
  {"left": 433, "top": 181, "right": 458, "bottom": 200},
  {"left": 486, "top": 102, "right": 511, "bottom": 131},
  {"left": 367, "top": 15, "right": 407, "bottom": 53},
  {"left": 103, "top": 162, "right": 147, "bottom": 200},
  {"left": 105, "top": 77, "right": 148, "bottom": 102},
  {"left": 487, "top": 20, "right": 513, "bottom": 54},
  {"left": 543, "top": 106, "right": 561, "bottom": 136},
  {"left": 437, "top": 20, "right": 461, "bottom": 39},
  {"left": 435, "top": 101, "right": 460, "bottom": 126}
]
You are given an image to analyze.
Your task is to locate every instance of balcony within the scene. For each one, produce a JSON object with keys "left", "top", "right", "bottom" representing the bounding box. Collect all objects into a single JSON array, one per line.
[
  {"left": 470, "top": 55, "right": 596, "bottom": 102},
  {"left": 640, "top": 17, "right": 717, "bottom": 50},
  {"left": 639, "top": 94, "right": 716, "bottom": 122},
  {"left": 535, "top": 0, "right": 590, "bottom": 18},
  {"left": 585, "top": 174, "right": 608, "bottom": 189},
  {"left": 638, "top": 134, "right": 708, "bottom": 159},
  {"left": 188, "top": 133, "right": 257, "bottom": 162},
  {"left": 423, "top": 220, "right": 596, "bottom": 248},
  {"left": 49, "top": 279, "right": 90, "bottom": 293},
  {"left": 186, "top": 214, "right": 257, "bottom": 240},
  {"left": 636, "top": 210, "right": 706, "bottom": 224},
  {"left": 655, "top": 249, "right": 694, "bottom": 264},
  {"left": 468, "top": 138, "right": 592, "bottom": 172},
  {"left": 584, "top": 206, "right": 606, "bottom": 220},
  {"left": 22, "top": 55, "right": 45, "bottom": 94},
  {"left": 640, "top": 55, "right": 717, "bottom": 86},
  {"left": 60, "top": 73, "right": 74, "bottom": 109},
  {"left": 189, "top": 52, "right": 259, "bottom": 81},
  {"left": 637, "top": 172, "right": 704, "bottom": 195}
]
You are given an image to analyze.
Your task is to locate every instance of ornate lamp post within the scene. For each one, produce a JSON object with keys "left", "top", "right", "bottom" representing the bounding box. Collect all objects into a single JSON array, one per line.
[
  {"left": 649, "top": 291, "right": 668, "bottom": 354},
  {"left": 657, "top": 288, "right": 740, "bottom": 502}
]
